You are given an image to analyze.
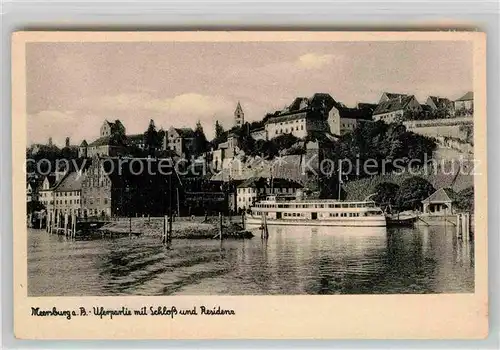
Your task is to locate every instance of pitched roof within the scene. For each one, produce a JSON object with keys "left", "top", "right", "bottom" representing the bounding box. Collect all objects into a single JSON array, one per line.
[
  {"left": 338, "top": 107, "right": 373, "bottom": 120},
  {"left": 421, "top": 187, "right": 457, "bottom": 203},
  {"left": 427, "top": 96, "right": 453, "bottom": 109},
  {"left": 127, "top": 134, "right": 145, "bottom": 143},
  {"left": 373, "top": 95, "right": 416, "bottom": 115},
  {"left": 235, "top": 101, "right": 243, "bottom": 114},
  {"left": 456, "top": 91, "right": 473, "bottom": 101},
  {"left": 38, "top": 174, "right": 58, "bottom": 191},
  {"left": 88, "top": 136, "right": 112, "bottom": 147},
  {"left": 383, "top": 92, "right": 409, "bottom": 100},
  {"left": 80, "top": 140, "right": 88, "bottom": 147},
  {"left": 174, "top": 128, "right": 195, "bottom": 138},
  {"left": 53, "top": 171, "right": 85, "bottom": 192},
  {"left": 237, "top": 176, "right": 302, "bottom": 189}
]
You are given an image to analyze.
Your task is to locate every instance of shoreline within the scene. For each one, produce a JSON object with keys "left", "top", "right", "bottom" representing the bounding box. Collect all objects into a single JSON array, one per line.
[{"left": 97, "top": 217, "right": 254, "bottom": 239}]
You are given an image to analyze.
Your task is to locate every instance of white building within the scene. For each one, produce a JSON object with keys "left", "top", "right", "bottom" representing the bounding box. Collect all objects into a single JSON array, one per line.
[
  {"left": 372, "top": 94, "right": 422, "bottom": 123},
  {"left": 236, "top": 177, "right": 302, "bottom": 210},
  {"left": 264, "top": 94, "right": 337, "bottom": 140},
  {"left": 39, "top": 174, "right": 58, "bottom": 211},
  {"left": 52, "top": 170, "right": 86, "bottom": 217}
]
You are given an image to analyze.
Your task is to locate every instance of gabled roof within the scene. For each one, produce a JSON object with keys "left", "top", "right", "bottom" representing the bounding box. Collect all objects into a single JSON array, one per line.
[
  {"left": 80, "top": 140, "right": 88, "bottom": 147},
  {"left": 382, "top": 92, "right": 409, "bottom": 100},
  {"left": 338, "top": 107, "right": 373, "bottom": 120},
  {"left": 103, "top": 120, "right": 115, "bottom": 127},
  {"left": 237, "top": 176, "right": 302, "bottom": 189},
  {"left": 88, "top": 136, "right": 112, "bottom": 147},
  {"left": 53, "top": 171, "right": 85, "bottom": 192},
  {"left": 427, "top": 96, "right": 453, "bottom": 109},
  {"left": 44, "top": 174, "right": 57, "bottom": 188},
  {"left": 373, "top": 95, "right": 417, "bottom": 115},
  {"left": 421, "top": 187, "right": 457, "bottom": 204},
  {"left": 173, "top": 128, "right": 195, "bottom": 138},
  {"left": 456, "top": 91, "right": 473, "bottom": 101},
  {"left": 127, "top": 134, "right": 145, "bottom": 142}
]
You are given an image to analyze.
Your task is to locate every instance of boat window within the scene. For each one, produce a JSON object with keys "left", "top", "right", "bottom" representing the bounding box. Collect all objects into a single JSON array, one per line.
[
  {"left": 341, "top": 204, "right": 348, "bottom": 208},
  {"left": 349, "top": 203, "right": 356, "bottom": 208},
  {"left": 356, "top": 203, "right": 364, "bottom": 208}
]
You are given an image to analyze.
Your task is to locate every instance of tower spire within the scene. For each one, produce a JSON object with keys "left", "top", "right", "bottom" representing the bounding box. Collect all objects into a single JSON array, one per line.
[{"left": 234, "top": 101, "right": 244, "bottom": 128}]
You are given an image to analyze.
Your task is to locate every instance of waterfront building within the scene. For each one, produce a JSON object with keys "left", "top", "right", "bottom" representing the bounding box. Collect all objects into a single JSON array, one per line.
[
  {"left": 421, "top": 187, "right": 457, "bottom": 216},
  {"left": 38, "top": 174, "right": 57, "bottom": 211},
  {"left": 81, "top": 156, "right": 179, "bottom": 218},
  {"left": 236, "top": 177, "right": 302, "bottom": 210},
  {"left": 52, "top": 170, "right": 86, "bottom": 217}
]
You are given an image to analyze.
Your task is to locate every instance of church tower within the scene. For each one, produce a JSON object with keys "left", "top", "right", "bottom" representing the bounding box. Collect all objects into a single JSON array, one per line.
[{"left": 234, "top": 101, "right": 244, "bottom": 128}]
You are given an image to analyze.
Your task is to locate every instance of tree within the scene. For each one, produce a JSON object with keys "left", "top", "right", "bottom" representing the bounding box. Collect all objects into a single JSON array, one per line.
[
  {"left": 192, "top": 121, "right": 209, "bottom": 157},
  {"left": 395, "top": 176, "right": 435, "bottom": 211},
  {"left": 144, "top": 119, "right": 162, "bottom": 156},
  {"left": 27, "top": 200, "right": 45, "bottom": 215},
  {"left": 109, "top": 119, "right": 127, "bottom": 146},
  {"left": 273, "top": 133, "right": 300, "bottom": 152},
  {"left": 215, "top": 120, "right": 225, "bottom": 139},
  {"left": 455, "top": 186, "right": 474, "bottom": 212},
  {"left": 212, "top": 120, "right": 227, "bottom": 148},
  {"left": 372, "top": 182, "right": 400, "bottom": 209}
]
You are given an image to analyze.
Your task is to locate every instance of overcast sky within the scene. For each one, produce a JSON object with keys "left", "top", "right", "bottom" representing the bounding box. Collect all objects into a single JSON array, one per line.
[{"left": 26, "top": 40, "right": 473, "bottom": 146}]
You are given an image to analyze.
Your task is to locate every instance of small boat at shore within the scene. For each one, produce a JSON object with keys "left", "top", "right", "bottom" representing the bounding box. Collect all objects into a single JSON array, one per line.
[
  {"left": 246, "top": 195, "right": 386, "bottom": 228},
  {"left": 385, "top": 211, "right": 418, "bottom": 227}
]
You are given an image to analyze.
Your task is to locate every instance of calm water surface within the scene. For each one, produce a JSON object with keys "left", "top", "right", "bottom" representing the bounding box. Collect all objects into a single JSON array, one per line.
[{"left": 28, "top": 226, "right": 474, "bottom": 296}]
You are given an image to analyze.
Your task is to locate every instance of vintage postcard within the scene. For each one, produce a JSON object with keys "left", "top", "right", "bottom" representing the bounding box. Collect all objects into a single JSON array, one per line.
[{"left": 12, "top": 31, "right": 488, "bottom": 339}]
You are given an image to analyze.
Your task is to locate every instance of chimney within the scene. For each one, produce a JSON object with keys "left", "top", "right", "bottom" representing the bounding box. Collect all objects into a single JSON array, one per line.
[{"left": 399, "top": 95, "right": 402, "bottom": 103}]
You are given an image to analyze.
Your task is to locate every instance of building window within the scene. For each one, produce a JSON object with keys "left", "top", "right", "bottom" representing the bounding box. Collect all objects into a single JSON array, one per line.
[{"left": 301, "top": 125, "right": 304, "bottom": 130}]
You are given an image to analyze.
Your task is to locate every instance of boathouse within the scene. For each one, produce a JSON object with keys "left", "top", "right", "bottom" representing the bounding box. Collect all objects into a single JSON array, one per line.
[{"left": 421, "top": 187, "right": 457, "bottom": 216}]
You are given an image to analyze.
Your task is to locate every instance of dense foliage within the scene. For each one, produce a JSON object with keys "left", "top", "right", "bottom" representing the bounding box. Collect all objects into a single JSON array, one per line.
[
  {"left": 325, "top": 121, "right": 436, "bottom": 179},
  {"left": 372, "top": 182, "right": 400, "bottom": 208},
  {"left": 192, "top": 121, "right": 209, "bottom": 157},
  {"left": 144, "top": 119, "right": 163, "bottom": 156},
  {"left": 395, "top": 176, "right": 435, "bottom": 210},
  {"left": 455, "top": 186, "right": 474, "bottom": 212}
]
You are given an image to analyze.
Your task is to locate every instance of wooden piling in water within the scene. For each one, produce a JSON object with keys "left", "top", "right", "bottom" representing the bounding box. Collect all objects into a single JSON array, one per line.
[
  {"left": 162, "top": 215, "right": 167, "bottom": 244},
  {"left": 219, "top": 212, "right": 223, "bottom": 242},
  {"left": 168, "top": 215, "right": 173, "bottom": 243},
  {"left": 72, "top": 214, "right": 76, "bottom": 238},
  {"left": 64, "top": 213, "right": 68, "bottom": 237}
]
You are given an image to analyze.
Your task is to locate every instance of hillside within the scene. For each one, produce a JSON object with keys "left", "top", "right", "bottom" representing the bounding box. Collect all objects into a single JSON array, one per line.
[{"left": 343, "top": 168, "right": 473, "bottom": 201}]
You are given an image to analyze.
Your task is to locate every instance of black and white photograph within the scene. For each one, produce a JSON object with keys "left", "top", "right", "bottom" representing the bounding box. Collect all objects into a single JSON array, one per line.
[{"left": 23, "top": 36, "right": 480, "bottom": 298}]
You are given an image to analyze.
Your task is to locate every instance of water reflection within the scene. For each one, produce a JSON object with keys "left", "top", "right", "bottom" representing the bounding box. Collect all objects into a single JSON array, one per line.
[{"left": 28, "top": 225, "right": 474, "bottom": 296}]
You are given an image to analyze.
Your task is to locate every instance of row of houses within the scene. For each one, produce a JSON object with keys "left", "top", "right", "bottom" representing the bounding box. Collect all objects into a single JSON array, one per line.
[
  {"left": 372, "top": 91, "right": 473, "bottom": 123},
  {"left": 28, "top": 152, "right": 304, "bottom": 219}
]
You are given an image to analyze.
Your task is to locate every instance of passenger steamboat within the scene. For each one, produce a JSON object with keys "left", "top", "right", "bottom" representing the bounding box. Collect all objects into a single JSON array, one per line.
[{"left": 245, "top": 195, "right": 386, "bottom": 228}]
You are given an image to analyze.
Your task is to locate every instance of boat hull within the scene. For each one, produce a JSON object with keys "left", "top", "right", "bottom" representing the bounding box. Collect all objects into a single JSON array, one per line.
[{"left": 244, "top": 216, "right": 387, "bottom": 228}]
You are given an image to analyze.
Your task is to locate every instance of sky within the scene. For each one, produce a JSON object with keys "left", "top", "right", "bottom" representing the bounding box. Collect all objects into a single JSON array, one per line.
[{"left": 26, "top": 40, "right": 473, "bottom": 146}]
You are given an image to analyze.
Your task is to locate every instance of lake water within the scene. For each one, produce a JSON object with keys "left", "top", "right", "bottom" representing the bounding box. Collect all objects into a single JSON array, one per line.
[{"left": 28, "top": 225, "right": 474, "bottom": 296}]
